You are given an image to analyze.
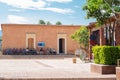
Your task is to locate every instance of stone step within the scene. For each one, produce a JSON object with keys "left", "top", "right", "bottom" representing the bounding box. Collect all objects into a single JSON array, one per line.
[
  {"left": 0, "top": 78, "right": 116, "bottom": 80},
  {"left": 0, "top": 55, "right": 77, "bottom": 59}
]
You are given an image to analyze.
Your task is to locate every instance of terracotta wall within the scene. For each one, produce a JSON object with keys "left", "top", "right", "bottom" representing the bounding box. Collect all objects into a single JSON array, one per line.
[{"left": 2, "top": 24, "right": 80, "bottom": 54}]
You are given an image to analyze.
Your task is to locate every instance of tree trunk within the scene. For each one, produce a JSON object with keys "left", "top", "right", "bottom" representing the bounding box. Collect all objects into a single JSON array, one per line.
[
  {"left": 79, "top": 46, "right": 89, "bottom": 57},
  {"left": 107, "top": 21, "right": 116, "bottom": 46}
]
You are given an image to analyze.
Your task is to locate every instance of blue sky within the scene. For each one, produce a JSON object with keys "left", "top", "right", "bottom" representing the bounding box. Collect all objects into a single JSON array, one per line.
[{"left": 0, "top": 0, "right": 96, "bottom": 30}]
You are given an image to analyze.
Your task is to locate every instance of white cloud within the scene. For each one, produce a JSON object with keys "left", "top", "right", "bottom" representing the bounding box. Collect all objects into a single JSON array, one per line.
[
  {"left": 48, "top": 8, "right": 73, "bottom": 14},
  {"left": 46, "top": 0, "right": 72, "bottom": 3},
  {"left": 74, "top": 5, "right": 80, "bottom": 8},
  {"left": 0, "top": 26, "right": 1, "bottom": 30},
  {"left": 0, "top": 0, "right": 46, "bottom": 9},
  {"left": 41, "top": 8, "right": 73, "bottom": 14},
  {"left": 9, "top": 9, "right": 21, "bottom": 12},
  {"left": 0, "top": 0, "right": 73, "bottom": 14},
  {"left": 8, "top": 15, "right": 28, "bottom": 23}
]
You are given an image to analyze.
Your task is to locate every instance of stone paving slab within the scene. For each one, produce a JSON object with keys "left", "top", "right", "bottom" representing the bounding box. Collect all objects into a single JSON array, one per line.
[
  {"left": 0, "top": 58, "right": 116, "bottom": 80},
  {"left": 0, "top": 55, "right": 75, "bottom": 59}
]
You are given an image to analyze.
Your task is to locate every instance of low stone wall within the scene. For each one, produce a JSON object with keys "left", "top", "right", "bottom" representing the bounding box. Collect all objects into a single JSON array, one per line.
[
  {"left": 91, "top": 63, "right": 116, "bottom": 74},
  {"left": 116, "top": 67, "right": 120, "bottom": 80}
]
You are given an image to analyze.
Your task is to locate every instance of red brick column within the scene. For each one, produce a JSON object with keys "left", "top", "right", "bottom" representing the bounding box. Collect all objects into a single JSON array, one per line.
[
  {"left": 99, "top": 27, "right": 106, "bottom": 46},
  {"left": 89, "top": 28, "right": 92, "bottom": 59},
  {"left": 115, "top": 24, "right": 120, "bottom": 45}
]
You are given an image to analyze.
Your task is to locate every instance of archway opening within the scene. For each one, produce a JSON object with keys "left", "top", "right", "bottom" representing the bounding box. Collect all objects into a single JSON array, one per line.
[{"left": 59, "top": 38, "right": 65, "bottom": 54}]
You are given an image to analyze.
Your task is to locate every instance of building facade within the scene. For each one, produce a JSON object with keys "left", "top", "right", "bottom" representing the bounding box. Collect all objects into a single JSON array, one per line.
[
  {"left": 2, "top": 24, "right": 80, "bottom": 54},
  {"left": 88, "top": 22, "right": 120, "bottom": 59},
  {"left": 88, "top": 23, "right": 120, "bottom": 47}
]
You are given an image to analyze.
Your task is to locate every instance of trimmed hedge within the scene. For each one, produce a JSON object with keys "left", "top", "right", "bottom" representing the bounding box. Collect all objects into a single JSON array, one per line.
[{"left": 92, "top": 46, "right": 120, "bottom": 65}]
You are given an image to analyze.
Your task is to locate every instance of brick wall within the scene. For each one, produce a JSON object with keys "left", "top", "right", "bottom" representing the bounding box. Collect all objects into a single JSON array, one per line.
[
  {"left": 115, "top": 24, "right": 120, "bottom": 46},
  {"left": 90, "top": 25, "right": 120, "bottom": 46},
  {"left": 2, "top": 24, "right": 80, "bottom": 54}
]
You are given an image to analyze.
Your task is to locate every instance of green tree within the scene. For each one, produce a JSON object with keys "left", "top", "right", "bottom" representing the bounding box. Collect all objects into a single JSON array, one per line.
[
  {"left": 71, "top": 26, "right": 89, "bottom": 54},
  {"left": 83, "top": 0, "right": 120, "bottom": 46},
  {"left": 56, "top": 21, "right": 62, "bottom": 25},
  {"left": 46, "top": 21, "right": 52, "bottom": 25},
  {"left": 39, "top": 20, "right": 46, "bottom": 24}
]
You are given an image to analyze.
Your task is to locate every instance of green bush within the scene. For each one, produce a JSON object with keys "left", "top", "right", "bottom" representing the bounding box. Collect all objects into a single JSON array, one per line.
[
  {"left": 92, "top": 46, "right": 101, "bottom": 64},
  {"left": 92, "top": 46, "right": 120, "bottom": 65}
]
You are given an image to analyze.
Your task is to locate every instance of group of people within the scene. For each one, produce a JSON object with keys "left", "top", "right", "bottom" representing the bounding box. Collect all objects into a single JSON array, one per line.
[
  {"left": 37, "top": 48, "right": 57, "bottom": 55},
  {"left": 3, "top": 48, "right": 27, "bottom": 55},
  {"left": 3, "top": 47, "right": 57, "bottom": 55}
]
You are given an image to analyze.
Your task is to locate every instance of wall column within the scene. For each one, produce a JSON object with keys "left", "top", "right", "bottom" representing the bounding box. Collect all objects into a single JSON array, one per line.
[
  {"left": 89, "top": 28, "right": 92, "bottom": 60},
  {"left": 100, "top": 27, "right": 105, "bottom": 46}
]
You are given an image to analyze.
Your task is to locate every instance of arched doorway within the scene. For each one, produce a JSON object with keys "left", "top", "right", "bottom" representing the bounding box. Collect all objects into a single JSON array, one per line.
[{"left": 59, "top": 38, "right": 65, "bottom": 54}]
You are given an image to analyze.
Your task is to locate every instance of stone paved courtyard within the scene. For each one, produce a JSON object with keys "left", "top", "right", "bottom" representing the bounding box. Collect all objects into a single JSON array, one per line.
[{"left": 0, "top": 57, "right": 116, "bottom": 80}]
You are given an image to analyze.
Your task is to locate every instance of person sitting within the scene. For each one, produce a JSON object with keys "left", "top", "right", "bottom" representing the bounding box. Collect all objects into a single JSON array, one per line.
[
  {"left": 52, "top": 48, "right": 56, "bottom": 55},
  {"left": 39, "top": 48, "right": 44, "bottom": 55},
  {"left": 26, "top": 48, "right": 29, "bottom": 55},
  {"left": 46, "top": 48, "right": 50, "bottom": 55},
  {"left": 22, "top": 48, "right": 26, "bottom": 55}
]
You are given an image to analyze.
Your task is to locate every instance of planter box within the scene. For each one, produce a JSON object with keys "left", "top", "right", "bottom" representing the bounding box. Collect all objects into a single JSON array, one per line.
[
  {"left": 72, "top": 58, "right": 76, "bottom": 63},
  {"left": 116, "top": 67, "right": 120, "bottom": 80},
  {"left": 91, "top": 63, "right": 116, "bottom": 74}
]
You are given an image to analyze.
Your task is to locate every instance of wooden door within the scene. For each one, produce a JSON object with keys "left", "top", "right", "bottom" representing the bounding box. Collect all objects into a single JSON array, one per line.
[{"left": 28, "top": 38, "right": 34, "bottom": 49}]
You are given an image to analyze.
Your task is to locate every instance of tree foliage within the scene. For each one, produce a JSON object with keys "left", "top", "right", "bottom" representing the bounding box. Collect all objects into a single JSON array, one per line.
[
  {"left": 71, "top": 26, "right": 89, "bottom": 55},
  {"left": 39, "top": 20, "right": 46, "bottom": 24},
  {"left": 83, "top": 0, "right": 120, "bottom": 24},
  {"left": 71, "top": 26, "right": 89, "bottom": 47},
  {"left": 56, "top": 21, "right": 62, "bottom": 25},
  {"left": 83, "top": 0, "right": 120, "bottom": 46},
  {"left": 38, "top": 20, "right": 62, "bottom": 25},
  {"left": 46, "top": 21, "right": 52, "bottom": 25}
]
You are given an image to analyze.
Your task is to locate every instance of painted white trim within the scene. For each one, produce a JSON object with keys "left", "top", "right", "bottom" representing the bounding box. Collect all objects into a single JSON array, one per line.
[
  {"left": 63, "top": 37, "right": 67, "bottom": 54},
  {"left": 57, "top": 34, "right": 67, "bottom": 54},
  {"left": 57, "top": 37, "right": 59, "bottom": 54},
  {"left": 26, "top": 33, "right": 36, "bottom": 49}
]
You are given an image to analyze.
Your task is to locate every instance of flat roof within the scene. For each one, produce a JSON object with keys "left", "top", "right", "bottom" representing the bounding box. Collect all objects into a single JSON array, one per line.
[{"left": 1, "top": 24, "right": 82, "bottom": 27}]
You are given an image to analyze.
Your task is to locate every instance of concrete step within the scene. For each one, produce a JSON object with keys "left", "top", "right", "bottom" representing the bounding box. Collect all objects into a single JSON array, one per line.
[{"left": 0, "top": 77, "right": 116, "bottom": 80}]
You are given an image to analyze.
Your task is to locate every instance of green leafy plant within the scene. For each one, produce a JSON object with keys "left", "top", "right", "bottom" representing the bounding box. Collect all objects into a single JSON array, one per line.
[
  {"left": 71, "top": 26, "right": 89, "bottom": 56},
  {"left": 56, "top": 21, "right": 62, "bottom": 25},
  {"left": 83, "top": 0, "right": 120, "bottom": 46},
  {"left": 38, "top": 20, "right": 46, "bottom": 24},
  {"left": 92, "top": 46, "right": 101, "bottom": 64},
  {"left": 92, "top": 46, "right": 120, "bottom": 65}
]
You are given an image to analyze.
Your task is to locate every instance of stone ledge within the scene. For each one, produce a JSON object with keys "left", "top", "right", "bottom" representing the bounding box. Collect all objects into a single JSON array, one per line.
[{"left": 91, "top": 63, "right": 116, "bottom": 74}]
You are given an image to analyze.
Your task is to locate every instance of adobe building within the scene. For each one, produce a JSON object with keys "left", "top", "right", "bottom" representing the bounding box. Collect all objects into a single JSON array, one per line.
[{"left": 1, "top": 24, "right": 81, "bottom": 54}]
